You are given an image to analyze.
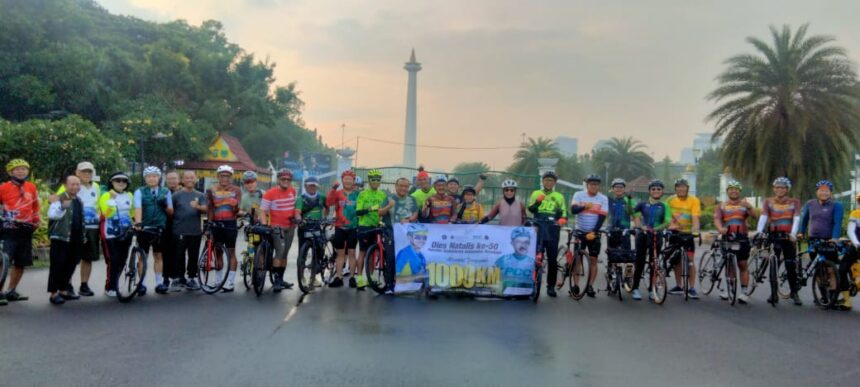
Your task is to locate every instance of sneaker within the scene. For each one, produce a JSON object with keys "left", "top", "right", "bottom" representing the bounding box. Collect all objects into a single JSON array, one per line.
[
  {"left": 105, "top": 290, "right": 117, "bottom": 298},
  {"left": 329, "top": 277, "right": 344, "bottom": 288},
  {"left": 155, "top": 284, "right": 169, "bottom": 295},
  {"left": 738, "top": 293, "right": 749, "bottom": 304},
  {"left": 186, "top": 279, "right": 201, "bottom": 291},
  {"left": 221, "top": 285, "right": 235, "bottom": 293},
  {"left": 632, "top": 289, "right": 642, "bottom": 300},
  {"left": 384, "top": 287, "right": 395, "bottom": 295},
  {"left": 313, "top": 275, "right": 323, "bottom": 287},
  {"left": 349, "top": 277, "right": 357, "bottom": 288},
  {"left": 719, "top": 290, "right": 728, "bottom": 300},
  {"left": 49, "top": 294, "right": 65, "bottom": 305},
  {"left": 689, "top": 288, "right": 700, "bottom": 299},
  {"left": 669, "top": 286, "right": 683, "bottom": 295},
  {"left": 570, "top": 285, "right": 580, "bottom": 296},
  {"left": 273, "top": 277, "right": 284, "bottom": 293},
  {"left": 169, "top": 279, "right": 183, "bottom": 292},
  {"left": 283, "top": 281, "right": 294, "bottom": 290},
  {"left": 356, "top": 276, "right": 367, "bottom": 291},
  {"left": 343, "top": 268, "right": 351, "bottom": 277},
  {"left": 585, "top": 285, "right": 596, "bottom": 298},
  {"left": 0, "top": 296, "right": 7, "bottom": 306},
  {"left": 137, "top": 285, "right": 147, "bottom": 297},
  {"left": 60, "top": 291, "right": 80, "bottom": 301},
  {"left": 5, "top": 290, "right": 28, "bottom": 302},
  {"left": 79, "top": 283, "right": 95, "bottom": 297},
  {"left": 791, "top": 292, "right": 803, "bottom": 306},
  {"left": 547, "top": 287, "right": 557, "bottom": 297}
]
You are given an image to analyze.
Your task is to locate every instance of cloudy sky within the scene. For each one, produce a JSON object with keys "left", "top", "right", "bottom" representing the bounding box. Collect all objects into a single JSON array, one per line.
[{"left": 101, "top": 0, "right": 860, "bottom": 171}]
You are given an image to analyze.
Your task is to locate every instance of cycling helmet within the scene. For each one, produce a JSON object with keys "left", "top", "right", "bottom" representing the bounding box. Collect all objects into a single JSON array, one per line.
[
  {"left": 447, "top": 177, "right": 460, "bottom": 185},
  {"left": 674, "top": 178, "right": 689, "bottom": 187},
  {"left": 109, "top": 172, "right": 130, "bottom": 183},
  {"left": 5, "top": 158, "right": 30, "bottom": 173},
  {"left": 216, "top": 165, "right": 234, "bottom": 175},
  {"left": 276, "top": 168, "right": 293, "bottom": 179},
  {"left": 501, "top": 179, "right": 518, "bottom": 189},
  {"left": 406, "top": 223, "right": 429, "bottom": 236},
  {"left": 304, "top": 176, "right": 319, "bottom": 186},
  {"left": 367, "top": 169, "right": 383, "bottom": 179},
  {"left": 242, "top": 171, "right": 257, "bottom": 182},
  {"left": 772, "top": 177, "right": 792, "bottom": 189},
  {"left": 816, "top": 180, "right": 834, "bottom": 191},
  {"left": 648, "top": 179, "right": 665, "bottom": 189},
  {"left": 143, "top": 166, "right": 162, "bottom": 177},
  {"left": 584, "top": 174, "right": 602, "bottom": 183},
  {"left": 341, "top": 169, "right": 356, "bottom": 179},
  {"left": 542, "top": 171, "right": 558, "bottom": 181},
  {"left": 462, "top": 185, "right": 476, "bottom": 195},
  {"left": 610, "top": 178, "right": 626, "bottom": 188},
  {"left": 433, "top": 175, "right": 447, "bottom": 184},
  {"left": 511, "top": 227, "right": 531, "bottom": 240},
  {"left": 726, "top": 180, "right": 743, "bottom": 191}
]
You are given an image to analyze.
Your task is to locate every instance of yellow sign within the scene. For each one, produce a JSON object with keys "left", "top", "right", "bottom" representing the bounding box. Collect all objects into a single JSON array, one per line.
[{"left": 208, "top": 136, "right": 237, "bottom": 161}]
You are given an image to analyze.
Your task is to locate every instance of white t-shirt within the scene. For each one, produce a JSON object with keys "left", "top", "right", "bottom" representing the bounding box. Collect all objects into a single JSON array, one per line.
[{"left": 571, "top": 191, "right": 608, "bottom": 232}]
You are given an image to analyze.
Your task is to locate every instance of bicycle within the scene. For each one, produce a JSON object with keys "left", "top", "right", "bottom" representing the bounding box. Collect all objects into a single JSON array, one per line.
[
  {"left": 297, "top": 219, "right": 336, "bottom": 294},
  {"left": 361, "top": 224, "right": 394, "bottom": 295},
  {"left": 197, "top": 222, "right": 232, "bottom": 294},
  {"left": 785, "top": 239, "right": 843, "bottom": 308},
  {"left": 660, "top": 230, "right": 699, "bottom": 301},
  {"left": 698, "top": 232, "right": 741, "bottom": 305},
  {"left": 604, "top": 229, "right": 636, "bottom": 302},
  {"left": 746, "top": 232, "right": 784, "bottom": 306},
  {"left": 635, "top": 229, "right": 668, "bottom": 304},
  {"left": 524, "top": 217, "right": 563, "bottom": 303},
  {"left": 116, "top": 228, "right": 156, "bottom": 302},
  {"left": 0, "top": 221, "right": 36, "bottom": 292}
]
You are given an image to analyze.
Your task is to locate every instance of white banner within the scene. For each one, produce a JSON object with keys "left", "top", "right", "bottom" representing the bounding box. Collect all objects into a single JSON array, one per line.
[{"left": 393, "top": 223, "right": 537, "bottom": 296}]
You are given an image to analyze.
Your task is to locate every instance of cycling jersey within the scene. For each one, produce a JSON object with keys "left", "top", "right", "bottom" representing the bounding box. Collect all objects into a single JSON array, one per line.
[
  {"left": 134, "top": 186, "right": 173, "bottom": 228},
  {"left": 486, "top": 198, "right": 526, "bottom": 226},
  {"left": 571, "top": 191, "right": 608, "bottom": 232},
  {"left": 761, "top": 197, "right": 801, "bottom": 233},
  {"left": 0, "top": 180, "right": 40, "bottom": 225},
  {"left": 666, "top": 195, "right": 701, "bottom": 233},
  {"left": 607, "top": 195, "right": 635, "bottom": 229},
  {"left": 205, "top": 185, "right": 241, "bottom": 222},
  {"left": 633, "top": 199, "right": 671, "bottom": 230},
  {"left": 356, "top": 188, "right": 389, "bottom": 227},
  {"left": 240, "top": 189, "right": 263, "bottom": 214},
  {"left": 261, "top": 186, "right": 298, "bottom": 228},
  {"left": 458, "top": 202, "right": 484, "bottom": 224},
  {"left": 527, "top": 190, "right": 567, "bottom": 220},
  {"left": 386, "top": 193, "right": 418, "bottom": 226},
  {"left": 326, "top": 188, "right": 359, "bottom": 229},
  {"left": 58, "top": 183, "right": 101, "bottom": 229},
  {"left": 495, "top": 253, "right": 534, "bottom": 295},
  {"left": 800, "top": 199, "right": 843, "bottom": 240},
  {"left": 426, "top": 194, "right": 457, "bottom": 224},
  {"left": 410, "top": 187, "right": 436, "bottom": 207},
  {"left": 714, "top": 199, "right": 753, "bottom": 234},
  {"left": 395, "top": 245, "right": 427, "bottom": 278},
  {"left": 98, "top": 191, "right": 134, "bottom": 239},
  {"left": 299, "top": 192, "right": 326, "bottom": 220}
]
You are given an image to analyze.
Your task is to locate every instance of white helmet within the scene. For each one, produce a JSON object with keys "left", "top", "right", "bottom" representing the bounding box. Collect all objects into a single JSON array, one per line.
[
  {"left": 611, "top": 178, "right": 626, "bottom": 188},
  {"left": 216, "top": 165, "right": 234, "bottom": 175},
  {"left": 501, "top": 179, "right": 518, "bottom": 189},
  {"left": 143, "top": 166, "right": 162, "bottom": 177}
]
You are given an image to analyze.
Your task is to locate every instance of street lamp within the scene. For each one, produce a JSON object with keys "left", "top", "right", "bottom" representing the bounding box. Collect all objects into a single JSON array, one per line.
[{"left": 604, "top": 162, "right": 610, "bottom": 186}]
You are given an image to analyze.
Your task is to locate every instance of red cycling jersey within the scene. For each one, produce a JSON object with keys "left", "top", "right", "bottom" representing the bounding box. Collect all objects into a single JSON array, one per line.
[{"left": 0, "top": 180, "right": 40, "bottom": 226}]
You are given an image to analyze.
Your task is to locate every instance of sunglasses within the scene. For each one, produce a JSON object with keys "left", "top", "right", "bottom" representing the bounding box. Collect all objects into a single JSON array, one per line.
[
  {"left": 412, "top": 235, "right": 427, "bottom": 241},
  {"left": 650, "top": 188, "right": 663, "bottom": 191},
  {"left": 369, "top": 178, "right": 382, "bottom": 182},
  {"left": 112, "top": 179, "right": 129, "bottom": 184},
  {"left": 279, "top": 178, "right": 292, "bottom": 181},
  {"left": 503, "top": 188, "right": 516, "bottom": 192}
]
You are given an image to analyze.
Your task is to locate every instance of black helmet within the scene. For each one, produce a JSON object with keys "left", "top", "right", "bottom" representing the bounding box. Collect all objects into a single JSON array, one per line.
[
  {"left": 541, "top": 171, "right": 558, "bottom": 181},
  {"left": 674, "top": 178, "right": 689, "bottom": 187},
  {"left": 462, "top": 185, "right": 476, "bottom": 195},
  {"left": 648, "top": 179, "right": 664, "bottom": 189},
  {"left": 584, "top": 174, "right": 602, "bottom": 183}
]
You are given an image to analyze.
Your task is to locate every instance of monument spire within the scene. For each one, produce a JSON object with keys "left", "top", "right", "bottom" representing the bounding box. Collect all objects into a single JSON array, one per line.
[{"left": 403, "top": 49, "right": 421, "bottom": 169}]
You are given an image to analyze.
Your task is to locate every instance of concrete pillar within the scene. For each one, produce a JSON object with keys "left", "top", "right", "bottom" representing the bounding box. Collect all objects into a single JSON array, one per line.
[
  {"left": 682, "top": 164, "right": 697, "bottom": 197},
  {"left": 402, "top": 49, "right": 421, "bottom": 169},
  {"left": 719, "top": 167, "right": 732, "bottom": 202}
]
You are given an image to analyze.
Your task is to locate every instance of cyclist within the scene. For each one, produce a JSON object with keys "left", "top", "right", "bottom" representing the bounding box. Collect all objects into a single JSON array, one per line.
[
  {"left": 55, "top": 162, "right": 101, "bottom": 297},
  {"left": 456, "top": 186, "right": 484, "bottom": 224},
  {"left": 570, "top": 174, "right": 608, "bottom": 298},
  {"left": 755, "top": 177, "right": 803, "bottom": 305},
  {"left": 381, "top": 177, "right": 419, "bottom": 293},
  {"left": 205, "top": 165, "right": 242, "bottom": 292},
  {"left": 481, "top": 179, "right": 527, "bottom": 226},
  {"left": 239, "top": 171, "right": 263, "bottom": 218},
  {"left": 411, "top": 167, "right": 435, "bottom": 222},
  {"left": 1, "top": 159, "right": 40, "bottom": 305},
  {"left": 666, "top": 178, "right": 701, "bottom": 299},
  {"left": 260, "top": 169, "right": 300, "bottom": 292},
  {"left": 133, "top": 166, "right": 174, "bottom": 295},
  {"left": 170, "top": 171, "right": 207, "bottom": 291},
  {"left": 607, "top": 178, "right": 636, "bottom": 249},
  {"left": 298, "top": 176, "right": 328, "bottom": 287},
  {"left": 632, "top": 179, "right": 672, "bottom": 301},
  {"left": 840, "top": 193, "right": 860, "bottom": 311},
  {"left": 99, "top": 172, "right": 135, "bottom": 297},
  {"left": 326, "top": 170, "right": 360, "bottom": 288},
  {"left": 527, "top": 171, "right": 567, "bottom": 297},
  {"left": 355, "top": 169, "right": 389, "bottom": 290},
  {"left": 714, "top": 181, "right": 756, "bottom": 303},
  {"left": 799, "top": 180, "right": 843, "bottom": 306},
  {"left": 421, "top": 176, "right": 458, "bottom": 224}
]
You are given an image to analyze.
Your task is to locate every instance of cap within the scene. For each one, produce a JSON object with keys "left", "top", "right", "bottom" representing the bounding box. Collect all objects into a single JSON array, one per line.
[{"left": 77, "top": 161, "right": 95, "bottom": 172}]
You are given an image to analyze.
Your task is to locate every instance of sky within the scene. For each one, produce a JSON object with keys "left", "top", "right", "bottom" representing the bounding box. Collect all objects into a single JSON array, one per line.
[{"left": 100, "top": 0, "right": 860, "bottom": 171}]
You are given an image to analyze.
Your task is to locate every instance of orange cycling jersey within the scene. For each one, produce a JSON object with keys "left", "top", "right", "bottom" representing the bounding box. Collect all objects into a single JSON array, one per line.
[{"left": 0, "top": 180, "right": 40, "bottom": 225}]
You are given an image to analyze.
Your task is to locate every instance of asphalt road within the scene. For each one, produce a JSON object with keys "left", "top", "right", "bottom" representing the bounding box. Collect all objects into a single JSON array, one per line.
[{"left": 1, "top": 242, "right": 858, "bottom": 387}]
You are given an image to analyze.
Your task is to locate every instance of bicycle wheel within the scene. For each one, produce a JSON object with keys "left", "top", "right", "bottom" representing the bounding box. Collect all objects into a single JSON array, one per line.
[
  {"left": 745, "top": 255, "right": 761, "bottom": 296},
  {"left": 811, "top": 262, "right": 834, "bottom": 308},
  {"left": 530, "top": 252, "right": 544, "bottom": 303},
  {"left": 323, "top": 241, "right": 337, "bottom": 285},
  {"left": 568, "top": 252, "right": 587, "bottom": 301},
  {"left": 622, "top": 264, "right": 634, "bottom": 294},
  {"left": 198, "top": 243, "right": 229, "bottom": 294},
  {"left": 117, "top": 247, "right": 147, "bottom": 302},
  {"left": 768, "top": 255, "right": 779, "bottom": 306},
  {"left": 650, "top": 264, "right": 668, "bottom": 305},
  {"left": 0, "top": 250, "right": 9, "bottom": 293},
  {"left": 365, "top": 244, "right": 387, "bottom": 295},
  {"left": 555, "top": 246, "right": 571, "bottom": 290},
  {"left": 253, "top": 240, "right": 270, "bottom": 296},
  {"left": 725, "top": 254, "right": 738, "bottom": 306},
  {"left": 241, "top": 252, "right": 253, "bottom": 290},
  {"left": 297, "top": 242, "right": 314, "bottom": 294},
  {"left": 615, "top": 267, "right": 623, "bottom": 301},
  {"left": 698, "top": 251, "right": 716, "bottom": 295},
  {"left": 682, "top": 253, "right": 690, "bottom": 301}
]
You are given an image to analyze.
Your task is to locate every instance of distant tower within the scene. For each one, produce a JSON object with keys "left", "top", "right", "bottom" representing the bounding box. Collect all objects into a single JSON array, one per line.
[{"left": 402, "top": 49, "right": 421, "bottom": 169}]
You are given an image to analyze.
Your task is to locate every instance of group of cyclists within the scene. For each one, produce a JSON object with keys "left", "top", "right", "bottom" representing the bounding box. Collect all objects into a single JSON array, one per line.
[{"left": 1, "top": 157, "right": 859, "bottom": 311}]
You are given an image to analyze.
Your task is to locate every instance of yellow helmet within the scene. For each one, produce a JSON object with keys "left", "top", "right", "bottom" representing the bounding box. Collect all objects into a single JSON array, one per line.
[{"left": 5, "top": 159, "right": 30, "bottom": 173}]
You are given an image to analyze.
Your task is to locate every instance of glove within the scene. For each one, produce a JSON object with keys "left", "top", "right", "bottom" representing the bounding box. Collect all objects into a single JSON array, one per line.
[
  {"left": 586, "top": 232, "right": 596, "bottom": 241},
  {"left": 557, "top": 218, "right": 567, "bottom": 226},
  {"left": 536, "top": 194, "right": 545, "bottom": 203},
  {"left": 479, "top": 216, "right": 489, "bottom": 225},
  {"left": 370, "top": 205, "right": 380, "bottom": 211},
  {"left": 479, "top": 174, "right": 488, "bottom": 181}
]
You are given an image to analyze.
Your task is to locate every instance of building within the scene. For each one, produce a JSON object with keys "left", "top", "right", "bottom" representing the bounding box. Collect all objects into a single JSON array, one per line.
[
  {"left": 554, "top": 136, "right": 579, "bottom": 157},
  {"left": 679, "top": 132, "right": 722, "bottom": 164},
  {"left": 179, "top": 133, "right": 272, "bottom": 189},
  {"left": 592, "top": 139, "right": 612, "bottom": 153}
]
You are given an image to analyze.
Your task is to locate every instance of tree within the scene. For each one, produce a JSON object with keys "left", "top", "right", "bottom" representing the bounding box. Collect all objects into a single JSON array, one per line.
[
  {"left": 695, "top": 148, "right": 723, "bottom": 198},
  {"left": 590, "top": 137, "right": 654, "bottom": 182},
  {"left": 556, "top": 154, "right": 586, "bottom": 183},
  {"left": 507, "top": 137, "right": 561, "bottom": 176},
  {"left": 707, "top": 24, "right": 860, "bottom": 198}
]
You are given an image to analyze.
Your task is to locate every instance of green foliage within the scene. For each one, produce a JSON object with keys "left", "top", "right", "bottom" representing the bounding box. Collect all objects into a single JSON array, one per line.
[
  {"left": 590, "top": 137, "right": 655, "bottom": 181},
  {"left": 696, "top": 148, "right": 723, "bottom": 197},
  {"left": 707, "top": 24, "right": 860, "bottom": 199},
  {"left": 0, "top": 115, "right": 125, "bottom": 183}
]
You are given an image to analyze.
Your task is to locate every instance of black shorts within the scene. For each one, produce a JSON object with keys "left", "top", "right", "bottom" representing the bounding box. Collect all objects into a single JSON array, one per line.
[
  {"left": 575, "top": 233, "right": 602, "bottom": 257},
  {"left": 2, "top": 228, "right": 34, "bottom": 267},
  {"left": 333, "top": 228, "right": 358, "bottom": 251},
  {"left": 137, "top": 230, "right": 163, "bottom": 254},
  {"left": 357, "top": 227, "right": 380, "bottom": 252},
  {"left": 727, "top": 238, "right": 751, "bottom": 261},
  {"left": 212, "top": 221, "right": 238, "bottom": 249},
  {"left": 82, "top": 228, "right": 101, "bottom": 262}
]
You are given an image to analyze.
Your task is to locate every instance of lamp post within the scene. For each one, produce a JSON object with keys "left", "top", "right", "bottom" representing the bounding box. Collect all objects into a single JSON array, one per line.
[{"left": 604, "top": 162, "right": 610, "bottom": 186}]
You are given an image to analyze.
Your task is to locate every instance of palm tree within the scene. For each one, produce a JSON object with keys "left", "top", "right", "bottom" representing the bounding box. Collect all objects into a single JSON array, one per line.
[
  {"left": 707, "top": 24, "right": 860, "bottom": 197},
  {"left": 507, "top": 137, "right": 561, "bottom": 176},
  {"left": 590, "top": 137, "right": 654, "bottom": 182}
]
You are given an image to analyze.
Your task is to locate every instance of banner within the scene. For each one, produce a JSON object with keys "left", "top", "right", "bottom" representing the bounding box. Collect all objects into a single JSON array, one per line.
[{"left": 393, "top": 223, "right": 537, "bottom": 297}]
